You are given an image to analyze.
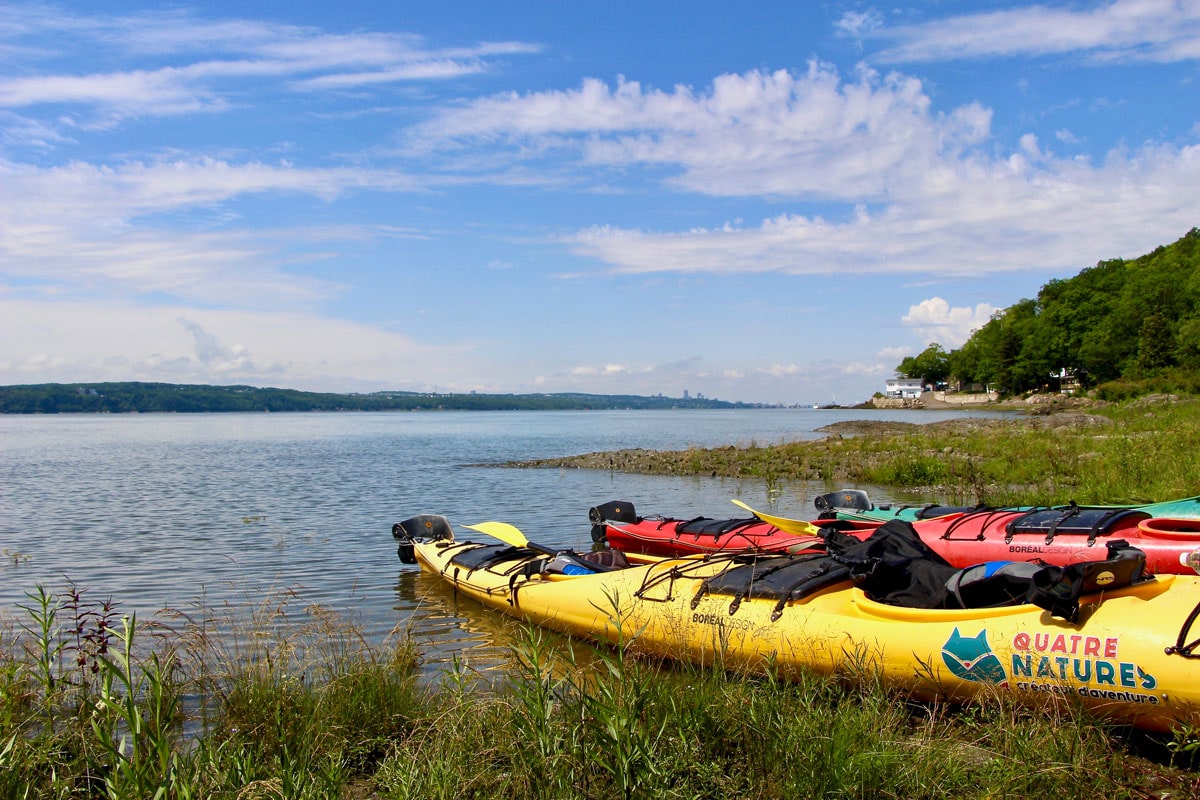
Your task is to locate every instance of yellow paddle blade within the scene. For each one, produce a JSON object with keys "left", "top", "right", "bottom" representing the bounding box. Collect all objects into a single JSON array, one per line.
[
  {"left": 730, "top": 498, "right": 822, "bottom": 537},
  {"left": 464, "top": 520, "right": 529, "bottom": 548}
]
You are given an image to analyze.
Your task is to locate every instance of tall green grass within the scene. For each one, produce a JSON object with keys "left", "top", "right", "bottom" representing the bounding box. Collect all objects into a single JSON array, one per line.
[
  {"left": 647, "top": 397, "right": 1200, "bottom": 507},
  {"left": 893, "top": 398, "right": 1200, "bottom": 506},
  {"left": 813, "top": 398, "right": 1200, "bottom": 506},
  {"left": 2, "top": 581, "right": 1198, "bottom": 798},
  {"left": 0, "top": 583, "right": 422, "bottom": 799}
]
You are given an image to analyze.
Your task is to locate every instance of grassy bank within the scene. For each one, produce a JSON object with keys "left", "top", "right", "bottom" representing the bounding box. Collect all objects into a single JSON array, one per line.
[
  {"left": 509, "top": 395, "right": 1200, "bottom": 508},
  {"left": 1, "top": 583, "right": 1199, "bottom": 799},
  {"left": 6, "top": 397, "right": 1200, "bottom": 798}
]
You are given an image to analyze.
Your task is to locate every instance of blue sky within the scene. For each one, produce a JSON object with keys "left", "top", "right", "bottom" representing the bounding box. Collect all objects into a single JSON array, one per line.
[{"left": 1, "top": 1, "right": 1198, "bottom": 405}]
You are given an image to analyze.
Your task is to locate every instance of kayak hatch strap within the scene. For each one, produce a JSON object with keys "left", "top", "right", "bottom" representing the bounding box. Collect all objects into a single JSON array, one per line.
[
  {"left": 634, "top": 562, "right": 687, "bottom": 602},
  {"left": 1045, "top": 505, "right": 1081, "bottom": 545},
  {"left": 721, "top": 519, "right": 787, "bottom": 550},
  {"left": 726, "top": 556, "right": 826, "bottom": 617},
  {"left": 1004, "top": 507, "right": 1052, "bottom": 544},
  {"left": 770, "top": 564, "right": 854, "bottom": 622},
  {"left": 445, "top": 544, "right": 547, "bottom": 580},
  {"left": 508, "top": 559, "right": 551, "bottom": 603},
  {"left": 1088, "top": 510, "right": 1119, "bottom": 546},
  {"left": 680, "top": 517, "right": 709, "bottom": 539},
  {"left": 942, "top": 508, "right": 990, "bottom": 541},
  {"left": 684, "top": 517, "right": 761, "bottom": 540},
  {"left": 638, "top": 555, "right": 739, "bottom": 603},
  {"left": 941, "top": 507, "right": 1012, "bottom": 541},
  {"left": 508, "top": 572, "right": 532, "bottom": 607},
  {"left": 728, "top": 518, "right": 767, "bottom": 534},
  {"left": 1166, "top": 601, "right": 1200, "bottom": 659}
]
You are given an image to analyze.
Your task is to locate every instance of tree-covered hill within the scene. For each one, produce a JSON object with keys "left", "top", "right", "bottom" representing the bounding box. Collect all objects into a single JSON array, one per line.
[
  {"left": 0, "top": 382, "right": 758, "bottom": 414},
  {"left": 897, "top": 228, "right": 1200, "bottom": 398}
]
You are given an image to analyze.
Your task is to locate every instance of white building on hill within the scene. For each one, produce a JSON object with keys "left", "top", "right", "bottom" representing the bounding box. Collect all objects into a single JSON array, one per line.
[{"left": 885, "top": 378, "right": 925, "bottom": 399}]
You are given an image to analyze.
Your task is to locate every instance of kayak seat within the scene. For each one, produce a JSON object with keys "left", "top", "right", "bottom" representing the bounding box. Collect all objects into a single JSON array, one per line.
[
  {"left": 392, "top": 514, "right": 454, "bottom": 564},
  {"left": 541, "top": 549, "right": 632, "bottom": 575},
  {"left": 581, "top": 549, "right": 631, "bottom": 570},
  {"left": 589, "top": 500, "right": 639, "bottom": 525},
  {"left": 589, "top": 500, "right": 640, "bottom": 543},
  {"left": 814, "top": 490, "right": 872, "bottom": 513},
  {"left": 393, "top": 514, "right": 454, "bottom": 542}
]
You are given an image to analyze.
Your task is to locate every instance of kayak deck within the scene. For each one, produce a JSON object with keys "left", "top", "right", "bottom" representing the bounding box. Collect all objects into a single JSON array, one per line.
[{"left": 398, "top": 515, "right": 1200, "bottom": 733}]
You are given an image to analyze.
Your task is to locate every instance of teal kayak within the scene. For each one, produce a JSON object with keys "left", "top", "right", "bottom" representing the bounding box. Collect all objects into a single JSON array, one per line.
[{"left": 817, "top": 489, "right": 1200, "bottom": 523}]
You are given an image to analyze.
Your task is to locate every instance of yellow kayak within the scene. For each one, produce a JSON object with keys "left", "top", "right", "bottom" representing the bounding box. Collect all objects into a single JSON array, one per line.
[{"left": 393, "top": 515, "right": 1200, "bottom": 733}]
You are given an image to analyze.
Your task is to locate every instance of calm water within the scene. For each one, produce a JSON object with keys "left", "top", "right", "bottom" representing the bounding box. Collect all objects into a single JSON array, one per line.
[{"left": 0, "top": 408, "right": 1009, "bottom": 673}]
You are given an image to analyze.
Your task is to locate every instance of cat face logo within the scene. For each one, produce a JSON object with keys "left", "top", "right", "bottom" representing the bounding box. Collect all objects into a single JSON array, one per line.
[{"left": 941, "top": 628, "right": 1007, "bottom": 684}]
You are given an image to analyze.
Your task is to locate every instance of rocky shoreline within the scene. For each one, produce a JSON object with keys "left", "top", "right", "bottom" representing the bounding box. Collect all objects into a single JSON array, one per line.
[
  {"left": 495, "top": 393, "right": 1188, "bottom": 491},
  {"left": 499, "top": 409, "right": 1115, "bottom": 479}
]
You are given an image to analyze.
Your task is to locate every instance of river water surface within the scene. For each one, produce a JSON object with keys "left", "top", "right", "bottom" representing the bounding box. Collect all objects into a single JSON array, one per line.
[{"left": 0, "top": 407, "right": 1010, "bottom": 674}]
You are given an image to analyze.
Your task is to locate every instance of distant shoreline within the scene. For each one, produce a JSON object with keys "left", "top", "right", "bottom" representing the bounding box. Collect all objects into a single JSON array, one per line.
[
  {"left": 0, "top": 381, "right": 763, "bottom": 414},
  {"left": 2, "top": 380, "right": 1093, "bottom": 416}
]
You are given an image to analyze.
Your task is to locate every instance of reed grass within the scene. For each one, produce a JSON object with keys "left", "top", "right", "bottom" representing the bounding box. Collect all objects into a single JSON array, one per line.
[{"left": 1, "top": 581, "right": 1198, "bottom": 798}]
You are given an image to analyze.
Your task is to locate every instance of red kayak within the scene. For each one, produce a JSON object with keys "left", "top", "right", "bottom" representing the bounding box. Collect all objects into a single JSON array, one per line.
[
  {"left": 588, "top": 499, "right": 871, "bottom": 557},
  {"left": 908, "top": 507, "right": 1200, "bottom": 576},
  {"left": 589, "top": 500, "right": 1200, "bottom": 575}
]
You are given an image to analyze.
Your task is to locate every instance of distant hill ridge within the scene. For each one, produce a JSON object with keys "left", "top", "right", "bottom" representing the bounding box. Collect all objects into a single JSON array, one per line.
[{"left": 0, "top": 382, "right": 762, "bottom": 414}]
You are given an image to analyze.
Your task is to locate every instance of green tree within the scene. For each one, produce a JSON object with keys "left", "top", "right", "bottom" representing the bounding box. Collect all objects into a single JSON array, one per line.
[
  {"left": 896, "top": 343, "right": 951, "bottom": 386},
  {"left": 939, "top": 228, "right": 1200, "bottom": 397},
  {"left": 1176, "top": 317, "right": 1200, "bottom": 370},
  {"left": 1136, "top": 312, "right": 1177, "bottom": 372}
]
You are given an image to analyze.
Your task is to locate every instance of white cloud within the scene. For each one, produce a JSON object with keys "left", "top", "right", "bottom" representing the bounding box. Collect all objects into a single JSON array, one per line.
[
  {"left": 859, "top": 0, "right": 1200, "bottom": 64},
  {"left": 412, "top": 63, "right": 992, "bottom": 201},
  {"left": 0, "top": 69, "right": 228, "bottom": 119},
  {"left": 0, "top": 299, "right": 471, "bottom": 391},
  {"left": 0, "top": 110, "right": 73, "bottom": 148},
  {"left": 1, "top": 3, "right": 1195, "bottom": 406},
  {"left": 877, "top": 345, "right": 911, "bottom": 361},
  {"left": 564, "top": 132, "right": 1200, "bottom": 277},
  {"left": 293, "top": 60, "right": 491, "bottom": 90},
  {"left": 901, "top": 297, "right": 998, "bottom": 347},
  {"left": 2, "top": 157, "right": 407, "bottom": 215},
  {"left": 177, "top": 317, "right": 256, "bottom": 373},
  {"left": 0, "top": 6, "right": 540, "bottom": 126},
  {"left": 569, "top": 363, "right": 634, "bottom": 377},
  {"left": 835, "top": 10, "right": 884, "bottom": 38},
  {"left": 0, "top": 157, "right": 423, "bottom": 305},
  {"left": 405, "top": 64, "right": 1200, "bottom": 279}
]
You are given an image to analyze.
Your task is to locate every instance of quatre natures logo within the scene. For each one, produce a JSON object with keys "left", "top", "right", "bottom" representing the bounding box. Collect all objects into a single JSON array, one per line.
[{"left": 941, "top": 627, "right": 1007, "bottom": 684}]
